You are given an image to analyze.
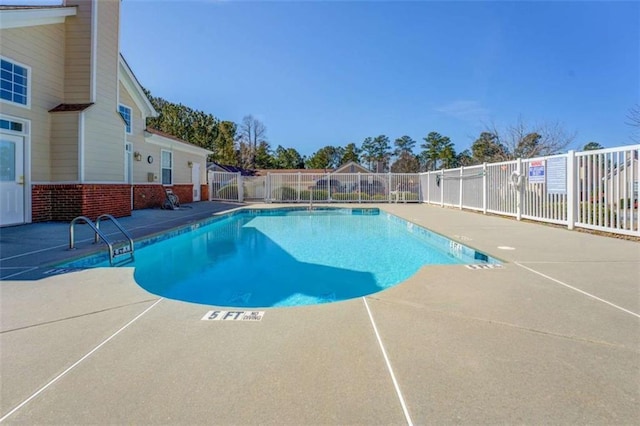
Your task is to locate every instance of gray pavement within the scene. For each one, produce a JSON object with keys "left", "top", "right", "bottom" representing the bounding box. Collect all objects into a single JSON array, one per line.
[{"left": 1, "top": 201, "right": 639, "bottom": 424}]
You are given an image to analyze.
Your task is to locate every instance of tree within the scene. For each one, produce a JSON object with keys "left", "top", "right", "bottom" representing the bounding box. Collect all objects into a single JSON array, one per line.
[
  {"left": 626, "top": 104, "right": 640, "bottom": 142},
  {"left": 493, "top": 118, "right": 576, "bottom": 159},
  {"left": 471, "top": 132, "right": 509, "bottom": 163},
  {"left": 456, "top": 149, "right": 474, "bottom": 166},
  {"left": 306, "top": 145, "right": 343, "bottom": 169},
  {"left": 420, "top": 132, "right": 453, "bottom": 171},
  {"left": 340, "top": 143, "right": 361, "bottom": 165},
  {"left": 390, "top": 151, "right": 420, "bottom": 173},
  {"left": 254, "top": 141, "right": 274, "bottom": 169},
  {"left": 582, "top": 141, "right": 604, "bottom": 151},
  {"left": 145, "top": 89, "right": 219, "bottom": 152},
  {"left": 238, "top": 115, "right": 267, "bottom": 169},
  {"left": 439, "top": 143, "right": 457, "bottom": 169},
  {"left": 213, "top": 121, "right": 238, "bottom": 165},
  {"left": 274, "top": 145, "right": 304, "bottom": 169},
  {"left": 360, "top": 135, "right": 391, "bottom": 172},
  {"left": 393, "top": 135, "right": 416, "bottom": 157}
]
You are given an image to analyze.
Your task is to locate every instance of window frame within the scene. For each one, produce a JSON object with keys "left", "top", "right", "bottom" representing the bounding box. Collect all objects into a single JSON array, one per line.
[
  {"left": 161, "top": 149, "right": 173, "bottom": 185},
  {"left": 0, "top": 56, "right": 31, "bottom": 109},
  {"left": 118, "top": 104, "right": 133, "bottom": 134}
]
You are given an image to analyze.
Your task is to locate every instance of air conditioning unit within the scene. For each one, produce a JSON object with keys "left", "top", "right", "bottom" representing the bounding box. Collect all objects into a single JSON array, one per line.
[{"left": 147, "top": 172, "right": 156, "bottom": 182}]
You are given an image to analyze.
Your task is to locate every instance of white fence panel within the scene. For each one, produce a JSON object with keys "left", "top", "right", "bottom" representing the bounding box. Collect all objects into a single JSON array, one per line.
[
  {"left": 461, "top": 165, "right": 485, "bottom": 211},
  {"left": 243, "top": 176, "right": 265, "bottom": 200},
  {"left": 521, "top": 154, "right": 568, "bottom": 225},
  {"left": 486, "top": 160, "right": 518, "bottom": 217},
  {"left": 574, "top": 146, "right": 639, "bottom": 235},
  {"left": 208, "top": 171, "right": 241, "bottom": 202}
]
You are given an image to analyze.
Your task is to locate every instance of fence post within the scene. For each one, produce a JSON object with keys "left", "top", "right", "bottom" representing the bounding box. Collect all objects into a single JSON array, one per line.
[
  {"left": 426, "top": 172, "right": 430, "bottom": 203},
  {"left": 516, "top": 158, "right": 522, "bottom": 221},
  {"left": 440, "top": 170, "right": 444, "bottom": 208},
  {"left": 567, "top": 150, "right": 575, "bottom": 230},
  {"left": 459, "top": 166, "right": 464, "bottom": 210},
  {"left": 237, "top": 172, "right": 244, "bottom": 203},
  {"left": 482, "top": 163, "right": 487, "bottom": 214}
]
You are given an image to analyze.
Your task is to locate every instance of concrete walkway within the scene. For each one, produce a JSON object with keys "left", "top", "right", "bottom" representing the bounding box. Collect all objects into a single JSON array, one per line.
[{"left": 1, "top": 202, "right": 638, "bottom": 424}]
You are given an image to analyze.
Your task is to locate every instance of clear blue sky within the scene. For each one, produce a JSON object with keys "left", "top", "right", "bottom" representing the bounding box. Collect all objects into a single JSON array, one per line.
[{"left": 12, "top": 0, "right": 640, "bottom": 156}]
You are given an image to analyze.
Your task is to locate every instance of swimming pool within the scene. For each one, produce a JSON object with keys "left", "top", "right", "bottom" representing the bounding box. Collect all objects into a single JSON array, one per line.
[{"left": 64, "top": 208, "right": 498, "bottom": 308}]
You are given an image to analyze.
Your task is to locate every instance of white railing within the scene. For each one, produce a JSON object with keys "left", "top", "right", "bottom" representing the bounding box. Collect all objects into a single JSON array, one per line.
[
  {"left": 422, "top": 145, "right": 639, "bottom": 236},
  {"left": 209, "top": 171, "right": 421, "bottom": 204},
  {"left": 207, "top": 144, "right": 638, "bottom": 236}
]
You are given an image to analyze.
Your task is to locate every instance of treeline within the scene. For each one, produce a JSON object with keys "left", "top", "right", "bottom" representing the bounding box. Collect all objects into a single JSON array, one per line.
[{"left": 145, "top": 90, "right": 603, "bottom": 172}]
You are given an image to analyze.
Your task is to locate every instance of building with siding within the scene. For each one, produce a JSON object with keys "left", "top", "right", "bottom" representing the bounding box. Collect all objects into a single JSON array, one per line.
[{"left": 0, "top": 1, "right": 212, "bottom": 226}]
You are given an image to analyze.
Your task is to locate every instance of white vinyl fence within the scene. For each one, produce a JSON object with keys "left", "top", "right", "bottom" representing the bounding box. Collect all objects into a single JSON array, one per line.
[
  {"left": 209, "top": 171, "right": 421, "bottom": 203},
  {"left": 422, "top": 145, "right": 639, "bottom": 237},
  {"left": 208, "top": 144, "right": 639, "bottom": 237}
]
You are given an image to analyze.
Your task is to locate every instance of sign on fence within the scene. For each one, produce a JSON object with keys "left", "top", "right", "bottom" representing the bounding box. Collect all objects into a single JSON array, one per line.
[
  {"left": 528, "top": 160, "right": 545, "bottom": 184},
  {"left": 546, "top": 157, "right": 567, "bottom": 194}
]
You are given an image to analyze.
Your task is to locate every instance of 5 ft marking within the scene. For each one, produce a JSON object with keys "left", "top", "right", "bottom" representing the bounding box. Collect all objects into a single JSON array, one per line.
[{"left": 201, "top": 310, "right": 265, "bottom": 321}]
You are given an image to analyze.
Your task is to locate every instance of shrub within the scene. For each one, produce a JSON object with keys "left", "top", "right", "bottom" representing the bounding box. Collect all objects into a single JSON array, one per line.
[
  {"left": 299, "top": 189, "right": 328, "bottom": 201},
  {"left": 271, "top": 186, "right": 298, "bottom": 201},
  {"left": 332, "top": 193, "right": 360, "bottom": 201}
]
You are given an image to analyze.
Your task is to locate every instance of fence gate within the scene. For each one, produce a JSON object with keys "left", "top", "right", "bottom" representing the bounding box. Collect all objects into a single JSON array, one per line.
[{"left": 208, "top": 171, "right": 242, "bottom": 202}]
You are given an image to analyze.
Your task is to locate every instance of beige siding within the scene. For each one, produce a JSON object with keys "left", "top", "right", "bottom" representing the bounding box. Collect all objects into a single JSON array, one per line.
[
  {"left": 82, "top": 0, "right": 124, "bottom": 182},
  {"left": 64, "top": 0, "right": 92, "bottom": 103},
  {"left": 50, "top": 113, "right": 79, "bottom": 181},
  {"left": 0, "top": 24, "right": 66, "bottom": 182},
  {"left": 172, "top": 151, "right": 208, "bottom": 184}
]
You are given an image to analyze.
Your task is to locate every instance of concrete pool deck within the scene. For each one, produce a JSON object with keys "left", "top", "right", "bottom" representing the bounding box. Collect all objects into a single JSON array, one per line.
[{"left": 1, "top": 201, "right": 638, "bottom": 424}]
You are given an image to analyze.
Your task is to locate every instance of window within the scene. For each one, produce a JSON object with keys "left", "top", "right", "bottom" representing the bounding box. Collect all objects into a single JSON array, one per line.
[
  {"left": 1, "top": 58, "right": 29, "bottom": 107},
  {"left": 0, "top": 119, "right": 22, "bottom": 132},
  {"left": 161, "top": 150, "right": 172, "bottom": 185},
  {"left": 118, "top": 104, "right": 132, "bottom": 134}
]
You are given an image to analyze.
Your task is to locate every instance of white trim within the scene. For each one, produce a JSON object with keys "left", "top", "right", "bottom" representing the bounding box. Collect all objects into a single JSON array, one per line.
[
  {"left": 78, "top": 111, "right": 85, "bottom": 182},
  {"left": 145, "top": 132, "right": 213, "bottom": 156},
  {"left": 119, "top": 55, "right": 157, "bottom": 118},
  {"left": 0, "top": 56, "right": 32, "bottom": 110},
  {"left": 0, "top": 113, "right": 31, "bottom": 223},
  {"left": 0, "top": 6, "right": 76, "bottom": 29},
  {"left": 160, "top": 149, "right": 173, "bottom": 186},
  {"left": 90, "top": 0, "right": 98, "bottom": 102}
]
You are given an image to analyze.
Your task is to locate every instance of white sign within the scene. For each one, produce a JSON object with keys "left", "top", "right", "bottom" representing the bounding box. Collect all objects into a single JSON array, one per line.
[
  {"left": 528, "top": 160, "right": 545, "bottom": 184},
  {"left": 201, "top": 310, "right": 265, "bottom": 321},
  {"left": 546, "top": 157, "right": 567, "bottom": 194}
]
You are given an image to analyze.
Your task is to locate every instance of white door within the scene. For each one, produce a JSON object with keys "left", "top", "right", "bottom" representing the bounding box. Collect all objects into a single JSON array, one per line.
[
  {"left": 192, "top": 162, "right": 201, "bottom": 202},
  {"left": 0, "top": 133, "right": 25, "bottom": 226}
]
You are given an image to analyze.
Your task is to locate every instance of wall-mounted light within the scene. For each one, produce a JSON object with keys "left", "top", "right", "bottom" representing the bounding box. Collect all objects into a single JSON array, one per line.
[
  {"left": 188, "top": 161, "right": 193, "bottom": 168},
  {"left": 134, "top": 151, "right": 142, "bottom": 161}
]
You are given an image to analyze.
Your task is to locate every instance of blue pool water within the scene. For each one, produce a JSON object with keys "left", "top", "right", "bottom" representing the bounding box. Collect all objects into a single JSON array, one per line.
[{"left": 64, "top": 208, "right": 497, "bottom": 308}]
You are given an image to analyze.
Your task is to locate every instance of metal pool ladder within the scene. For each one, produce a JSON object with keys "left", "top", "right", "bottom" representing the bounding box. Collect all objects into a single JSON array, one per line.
[{"left": 69, "top": 214, "right": 135, "bottom": 266}]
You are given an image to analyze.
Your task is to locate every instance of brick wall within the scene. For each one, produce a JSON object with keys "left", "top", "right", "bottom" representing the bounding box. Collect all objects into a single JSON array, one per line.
[
  {"left": 200, "top": 184, "right": 209, "bottom": 201},
  {"left": 31, "top": 184, "right": 131, "bottom": 222},
  {"left": 133, "top": 185, "right": 166, "bottom": 209},
  {"left": 172, "top": 184, "right": 193, "bottom": 204},
  {"left": 132, "top": 184, "right": 195, "bottom": 209}
]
